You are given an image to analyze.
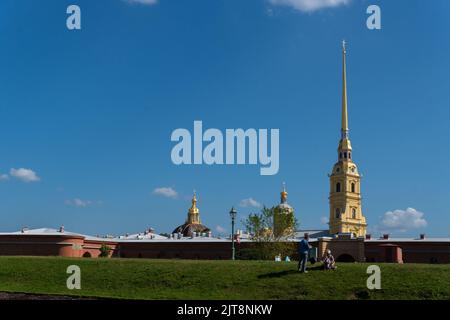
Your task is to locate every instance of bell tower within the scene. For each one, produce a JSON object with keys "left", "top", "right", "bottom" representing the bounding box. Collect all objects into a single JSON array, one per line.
[{"left": 328, "top": 41, "right": 367, "bottom": 237}]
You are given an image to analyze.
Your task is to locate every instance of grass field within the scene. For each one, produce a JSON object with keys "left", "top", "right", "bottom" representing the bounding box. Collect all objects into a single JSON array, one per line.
[{"left": 0, "top": 256, "right": 449, "bottom": 300}]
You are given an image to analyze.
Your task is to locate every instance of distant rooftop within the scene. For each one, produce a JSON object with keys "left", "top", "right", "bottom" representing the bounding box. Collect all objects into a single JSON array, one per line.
[
  {"left": 2, "top": 227, "right": 449, "bottom": 243},
  {"left": 366, "top": 237, "right": 450, "bottom": 243}
]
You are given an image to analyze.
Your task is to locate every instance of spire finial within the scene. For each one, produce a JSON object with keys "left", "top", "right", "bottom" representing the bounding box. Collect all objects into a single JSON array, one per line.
[
  {"left": 281, "top": 182, "right": 288, "bottom": 203},
  {"left": 191, "top": 190, "right": 197, "bottom": 207}
]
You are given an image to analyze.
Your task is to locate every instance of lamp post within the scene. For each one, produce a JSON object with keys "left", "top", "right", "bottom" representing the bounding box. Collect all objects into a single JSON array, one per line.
[{"left": 229, "top": 207, "right": 237, "bottom": 260}]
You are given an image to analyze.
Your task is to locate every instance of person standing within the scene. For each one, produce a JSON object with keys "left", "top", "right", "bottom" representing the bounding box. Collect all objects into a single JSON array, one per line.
[{"left": 298, "top": 233, "right": 310, "bottom": 273}]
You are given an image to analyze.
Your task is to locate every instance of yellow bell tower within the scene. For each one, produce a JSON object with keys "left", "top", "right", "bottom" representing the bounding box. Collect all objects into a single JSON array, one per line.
[{"left": 328, "top": 41, "right": 367, "bottom": 237}]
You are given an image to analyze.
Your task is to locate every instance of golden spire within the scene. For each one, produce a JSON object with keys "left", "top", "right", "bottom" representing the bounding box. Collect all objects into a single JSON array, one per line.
[
  {"left": 341, "top": 39, "right": 349, "bottom": 139},
  {"left": 281, "top": 182, "right": 288, "bottom": 203},
  {"left": 191, "top": 189, "right": 197, "bottom": 209},
  {"left": 337, "top": 40, "right": 352, "bottom": 159}
]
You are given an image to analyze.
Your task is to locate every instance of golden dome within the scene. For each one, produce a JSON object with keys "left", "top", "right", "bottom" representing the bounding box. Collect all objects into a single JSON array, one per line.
[{"left": 173, "top": 190, "right": 210, "bottom": 237}]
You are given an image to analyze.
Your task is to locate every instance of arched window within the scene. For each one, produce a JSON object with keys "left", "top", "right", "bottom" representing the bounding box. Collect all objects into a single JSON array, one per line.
[
  {"left": 352, "top": 208, "right": 356, "bottom": 219},
  {"left": 335, "top": 208, "right": 340, "bottom": 219},
  {"left": 336, "top": 182, "right": 341, "bottom": 192},
  {"left": 344, "top": 152, "right": 347, "bottom": 159},
  {"left": 339, "top": 152, "right": 343, "bottom": 159},
  {"left": 351, "top": 183, "right": 355, "bottom": 193},
  {"left": 349, "top": 152, "right": 352, "bottom": 159}
]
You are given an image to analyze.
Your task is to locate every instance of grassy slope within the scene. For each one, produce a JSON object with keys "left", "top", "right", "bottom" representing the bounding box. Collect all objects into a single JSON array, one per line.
[{"left": 0, "top": 256, "right": 449, "bottom": 300}]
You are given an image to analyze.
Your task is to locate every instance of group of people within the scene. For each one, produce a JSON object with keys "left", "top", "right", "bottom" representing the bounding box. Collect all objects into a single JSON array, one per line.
[{"left": 297, "top": 234, "right": 336, "bottom": 273}]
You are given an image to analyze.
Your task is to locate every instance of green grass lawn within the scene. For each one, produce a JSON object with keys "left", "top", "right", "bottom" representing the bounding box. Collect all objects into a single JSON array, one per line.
[{"left": 0, "top": 256, "right": 449, "bottom": 300}]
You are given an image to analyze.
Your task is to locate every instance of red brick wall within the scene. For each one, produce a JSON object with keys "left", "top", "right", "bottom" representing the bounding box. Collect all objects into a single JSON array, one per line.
[
  {"left": 116, "top": 241, "right": 234, "bottom": 259},
  {"left": 365, "top": 242, "right": 450, "bottom": 263},
  {"left": 317, "top": 238, "right": 365, "bottom": 262},
  {"left": 0, "top": 235, "right": 85, "bottom": 257},
  {"left": 1, "top": 234, "right": 450, "bottom": 264},
  {"left": 82, "top": 241, "right": 117, "bottom": 258}
]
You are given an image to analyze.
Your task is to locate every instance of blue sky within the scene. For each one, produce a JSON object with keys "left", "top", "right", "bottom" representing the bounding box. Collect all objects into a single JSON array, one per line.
[{"left": 0, "top": 0, "right": 449, "bottom": 237}]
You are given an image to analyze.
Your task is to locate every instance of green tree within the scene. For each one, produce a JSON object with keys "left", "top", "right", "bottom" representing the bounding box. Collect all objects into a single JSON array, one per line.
[
  {"left": 99, "top": 243, "right": 111, "bottom": 258},
  {"left": 239, "top": 206, "right": 298, "bottom": 260}
]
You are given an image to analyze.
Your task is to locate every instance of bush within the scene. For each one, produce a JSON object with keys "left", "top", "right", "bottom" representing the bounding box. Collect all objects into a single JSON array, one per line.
[{"left": 99, "top": 244, "right": 111, "bottom": 258}]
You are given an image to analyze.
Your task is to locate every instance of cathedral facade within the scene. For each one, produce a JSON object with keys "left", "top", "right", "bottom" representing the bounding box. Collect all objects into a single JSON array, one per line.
[{"left": 328, "top": 41, "right": 367, "bottom": 237}]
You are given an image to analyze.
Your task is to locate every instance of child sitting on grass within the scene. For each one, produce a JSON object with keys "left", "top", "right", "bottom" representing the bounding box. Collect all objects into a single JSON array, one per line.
[{"left": 322, "top": 249, "right": 337, "bottom": 270}]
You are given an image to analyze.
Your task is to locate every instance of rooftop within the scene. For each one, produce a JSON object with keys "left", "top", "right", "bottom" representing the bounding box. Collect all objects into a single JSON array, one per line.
[{"left": 1, "top": 227, "right": 449, "bottom": 243}]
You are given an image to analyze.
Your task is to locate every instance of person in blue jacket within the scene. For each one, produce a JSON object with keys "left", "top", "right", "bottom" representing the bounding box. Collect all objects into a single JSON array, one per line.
[{"left": 298, "top": 233, "right": 311, "bottom": 273}]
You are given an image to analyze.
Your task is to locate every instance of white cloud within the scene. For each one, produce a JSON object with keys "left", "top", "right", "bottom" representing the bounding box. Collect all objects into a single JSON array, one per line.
[
  {"left": 269, "top": 0, "right": 350, "bottom": 12},
  {"left": 239, "top": 197, "right": 262, "bottom": 208},
  {"left": 153, "top": 187, "right": 178, "bottom": 199},
  {"left": 124, "top": 0, "right": 158, "bottom": 5},
  {"left": 65, "top": 198, "right": 94, "bottom": 208},
  {"left": 381, "top": 208, "right": 427, "bottom": 232},
  {"left": 10, "top": 168, "right": 40, "bottom": 183},
  {"left": 216, "top": 225, "right": 227, "bottom": 233},
  {"left": 320, "top": 216, "right": 329, "bottom": 225},
  {"left": 0, "top": 174, "right": 9, "bottom": 181}
]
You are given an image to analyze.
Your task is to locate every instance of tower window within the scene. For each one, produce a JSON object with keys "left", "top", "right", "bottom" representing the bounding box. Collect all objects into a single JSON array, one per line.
[
  {"left": 351, "top": 183, "right": 355, "bottom": 193},
  {"left": 349, "top": 152, "right": 352, "bottom": 159},
  {"left": 352, "top": 208, "right": 356, "bottom": 219},
  {"left": 339, "top": 152, "right": 343, "bottom": 159},
  {"left": 336, "top": 182, "right": 341, "bottom": 193},
  {"left": 335, "top": 208, "right": 340, "bottom": 219},
  {"left": 344, "top": 152, "right": 347, "bottom": 158}
]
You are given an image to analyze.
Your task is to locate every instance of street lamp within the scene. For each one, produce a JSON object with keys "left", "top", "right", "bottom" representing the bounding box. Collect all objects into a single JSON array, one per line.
[{"left": 229, "top": 207, "right": 237, "bottom": 260}]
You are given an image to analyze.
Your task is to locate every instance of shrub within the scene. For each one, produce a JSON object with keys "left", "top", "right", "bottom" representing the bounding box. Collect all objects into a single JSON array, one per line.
[{"left": 99, "top": 244, "right": 111, "bottom": 258}]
